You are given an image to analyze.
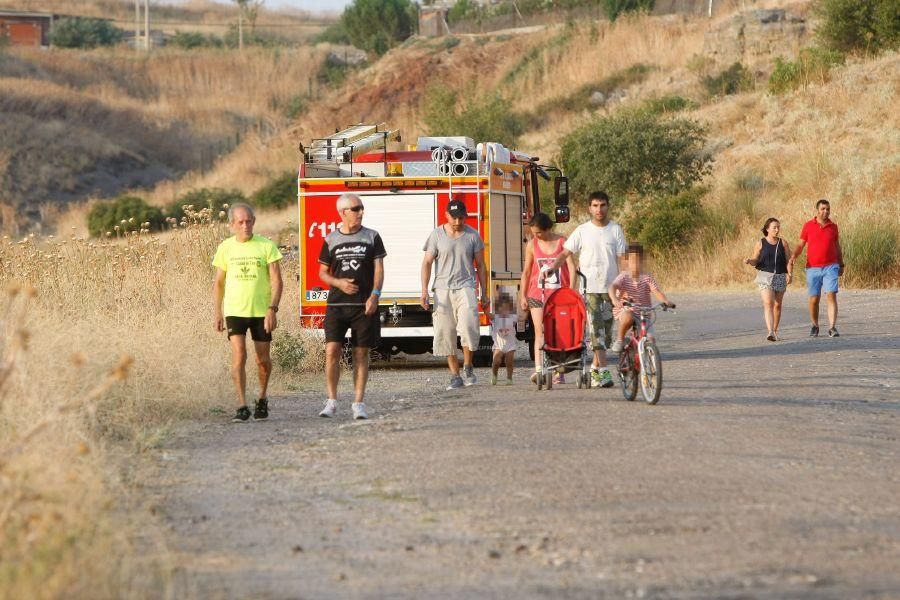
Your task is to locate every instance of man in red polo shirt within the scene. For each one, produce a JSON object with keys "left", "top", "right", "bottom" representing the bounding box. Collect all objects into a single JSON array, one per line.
[{"left": 790, "top": 199, "right": 844, "bottom": 338}]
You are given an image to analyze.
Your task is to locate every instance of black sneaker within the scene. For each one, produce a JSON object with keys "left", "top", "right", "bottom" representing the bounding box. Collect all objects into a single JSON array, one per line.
[
  {"left": 809, "top": 325, "right": 819, "bottom": 337},
  {"left": 232, "top": 406, "right": 251, "bottom": 422},
  {"left": 253, "top": 398, "right": 269, "bottom": 420},
  {"left": 828, "top": 327, "right": 839, "bottom": 338}
]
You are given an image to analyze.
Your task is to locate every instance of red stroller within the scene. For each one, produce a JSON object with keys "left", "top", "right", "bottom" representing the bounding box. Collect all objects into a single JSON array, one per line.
[{"left": 536, "top": 274, "right": 592, "bottom": 390}]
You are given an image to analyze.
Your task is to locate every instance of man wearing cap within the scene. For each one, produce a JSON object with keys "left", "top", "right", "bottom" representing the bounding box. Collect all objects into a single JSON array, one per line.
[{"left": 421, "top": 199, "right": 489, "bottom": 389}]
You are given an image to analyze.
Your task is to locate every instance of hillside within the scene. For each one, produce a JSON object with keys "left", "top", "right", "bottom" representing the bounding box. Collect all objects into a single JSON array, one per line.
[
  {"left": 0, "top": 44, "right": 328, "bottom": 228},
  {"left": 184, "top": 2, "right": 898, "bottom": 286},
  {"left": 1, "top": 0, "right": 897, "bottom": 283}
]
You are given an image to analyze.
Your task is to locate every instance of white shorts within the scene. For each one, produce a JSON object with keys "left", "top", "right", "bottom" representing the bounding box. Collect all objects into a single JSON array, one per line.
[
  {"left": 432, "top": 287, "right": 480, "bottom": 356},
  {"left": 492, "top": 332, "right": 517, "bottom": 354}
]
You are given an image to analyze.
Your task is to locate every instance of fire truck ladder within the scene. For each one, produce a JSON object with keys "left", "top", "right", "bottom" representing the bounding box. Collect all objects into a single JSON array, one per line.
[{"left": 306, "top": 124, "right": 399, "bottom": 168}]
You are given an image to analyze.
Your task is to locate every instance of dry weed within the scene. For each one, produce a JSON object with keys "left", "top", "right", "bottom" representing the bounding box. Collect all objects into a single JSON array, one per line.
[{"left": 0, "top": 207, "right": 321, "bottom": 598}]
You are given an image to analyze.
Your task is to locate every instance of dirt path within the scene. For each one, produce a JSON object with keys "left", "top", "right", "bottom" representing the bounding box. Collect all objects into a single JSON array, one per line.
[{"left": 137, "top": 291, "right": 900, "bottom": 599}]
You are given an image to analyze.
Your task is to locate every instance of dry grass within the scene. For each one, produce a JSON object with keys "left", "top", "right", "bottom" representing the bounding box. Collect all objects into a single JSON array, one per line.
[
  {"left": 0, "top": 211, "right": 321, "bottom": 598},
  {"left": 1, "top": 45, "right": 326, "bottom": 213},
  {"left": 0, "top": 9, "right": 895, "bottom": 594},
  {"left": 661, "top": 51, "right": 900, "bottom": 289}
]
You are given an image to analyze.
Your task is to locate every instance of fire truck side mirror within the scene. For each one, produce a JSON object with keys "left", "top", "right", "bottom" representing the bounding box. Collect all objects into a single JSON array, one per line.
[
  {"left": 554, "top": 176, "right": 569, "bottom": 206},
  {"left": 554, "top": 206, "right": 570, "bottom": 223}
]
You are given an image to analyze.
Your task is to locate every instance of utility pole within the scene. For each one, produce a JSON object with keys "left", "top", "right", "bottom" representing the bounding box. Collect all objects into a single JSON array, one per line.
[
  {"left": 144, "top": 0, "right": 150, "bottom": 50},
  {"left": 134, "top": 0, "right": 140, "bottom": 50}
]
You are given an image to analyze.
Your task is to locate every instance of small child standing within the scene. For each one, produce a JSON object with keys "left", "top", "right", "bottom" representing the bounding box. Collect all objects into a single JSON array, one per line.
[
  {"left": 609, "top": 244, "right": 674, "bottom": 352},
  {"left": 489, "top": 294, "right": 517, "bottom": 385}
]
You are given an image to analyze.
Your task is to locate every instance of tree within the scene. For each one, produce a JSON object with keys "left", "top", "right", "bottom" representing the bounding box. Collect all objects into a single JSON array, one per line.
[
  {"left": 233, "top": 0, "right": 265, "bottom": 50},
  {"left": 601, "top": 0, "right": 655, "bottom": 21},
  {"left": 50, "top": 17, "right": 123, "bottom": 48},
  {"left": 341, "top": 0, "right": 414, "bottom": 55},
  {"left": 815, "top": 0, "right": 900, "bottom": 54},
  {"left": 560, "top": 108, "right": 712, "bottom": 202}
]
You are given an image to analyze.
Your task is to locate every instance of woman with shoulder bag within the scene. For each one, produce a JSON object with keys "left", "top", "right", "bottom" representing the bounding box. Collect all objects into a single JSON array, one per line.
[{"left": 745, "top": 217, "right": 793, "bottom": 341}]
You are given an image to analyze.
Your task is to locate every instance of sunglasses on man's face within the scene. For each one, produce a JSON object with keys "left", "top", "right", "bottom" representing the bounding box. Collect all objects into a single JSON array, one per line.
[{"left": 345, "top": 205, "right": 365, "bottom": 213}]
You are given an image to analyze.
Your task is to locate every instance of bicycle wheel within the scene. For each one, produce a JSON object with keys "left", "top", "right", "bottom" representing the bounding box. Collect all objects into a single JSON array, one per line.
[
  {"left": 618, "top": 344, "right": 638, "bottom": 402},
  {"left": 639, "top": 341, "right": 663, "bottom": 405}
]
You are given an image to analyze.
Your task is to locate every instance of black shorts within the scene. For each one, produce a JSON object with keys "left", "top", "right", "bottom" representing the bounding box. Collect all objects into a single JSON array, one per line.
[
  {"left": 324, "top": 305, "right": 380, "bottom": 348},
  {"left": 225, "top": 316, "right": 272, "bottom": 342}
]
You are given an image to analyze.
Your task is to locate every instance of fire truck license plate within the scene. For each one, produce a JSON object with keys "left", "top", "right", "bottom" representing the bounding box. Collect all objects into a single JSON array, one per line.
[{"left": 305, "top": 290, "right": 329, "bottom": 301}]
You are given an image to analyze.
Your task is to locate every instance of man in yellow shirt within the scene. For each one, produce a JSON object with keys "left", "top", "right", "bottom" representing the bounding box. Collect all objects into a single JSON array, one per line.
[{"left": 213, "top": 203, "right": 283, "bottom": 422}]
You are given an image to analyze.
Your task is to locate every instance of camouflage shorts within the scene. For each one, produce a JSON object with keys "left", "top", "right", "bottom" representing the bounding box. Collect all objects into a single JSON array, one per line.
[{"left": 585, "top": 293, "right": 614, "bottom": 351}]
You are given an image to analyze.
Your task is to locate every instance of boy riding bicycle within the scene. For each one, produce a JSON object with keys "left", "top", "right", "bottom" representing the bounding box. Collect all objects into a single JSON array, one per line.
[{"left": 609, "top": 244, "right": 675, "bottom": 352}]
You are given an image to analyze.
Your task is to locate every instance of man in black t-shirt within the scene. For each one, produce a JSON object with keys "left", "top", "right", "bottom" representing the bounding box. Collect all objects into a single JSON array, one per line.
[{"left": 317, "top": 193, "right": 386, "bottom": 420}]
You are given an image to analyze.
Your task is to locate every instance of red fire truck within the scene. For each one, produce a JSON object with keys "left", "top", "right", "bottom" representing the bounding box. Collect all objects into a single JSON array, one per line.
[{"left": 297, "top": 123, "right": 569, "bottom": 362}]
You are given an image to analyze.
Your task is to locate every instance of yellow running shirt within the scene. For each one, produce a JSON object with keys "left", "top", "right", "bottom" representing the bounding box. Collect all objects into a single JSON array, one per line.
[{"left": 212, "top": 235, "right": 283, "bottom": 317}]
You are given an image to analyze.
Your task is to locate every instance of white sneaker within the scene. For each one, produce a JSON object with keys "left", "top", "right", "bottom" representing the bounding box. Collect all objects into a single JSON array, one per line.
[
  {"left": 319, "top": 399, "right": 337, "bottom": 418},
  {"left": 610, "top": 339, "right": 624, "bottom": 352},
  {"left": 352, "top": 402, "right": 368, "bottom": 420}
]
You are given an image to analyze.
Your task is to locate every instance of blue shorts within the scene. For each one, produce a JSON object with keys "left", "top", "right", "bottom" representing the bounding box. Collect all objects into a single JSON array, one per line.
[{"left": 806, "top": 263, "right": 840, "bottom": 296}]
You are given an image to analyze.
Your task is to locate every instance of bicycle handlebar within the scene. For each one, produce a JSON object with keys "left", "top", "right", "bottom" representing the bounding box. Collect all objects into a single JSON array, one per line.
[{"left": 621, "top": 301, "right": 676, "bottom": 312}]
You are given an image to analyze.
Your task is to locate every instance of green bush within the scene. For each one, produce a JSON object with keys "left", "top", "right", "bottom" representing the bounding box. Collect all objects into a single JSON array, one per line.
[
  {"left": 252, "top": 172, "right": 296, "bottom": 210},
  {"left": 641, "top": 94, "right": 698, "bottom": 115},
  {"left": 768, "top": 46, "right": 845, "bottom": 94},
  {"left": 448, "top": 0, "right": 481, "bottom": 23},
  {"left": 165, "top": 188, "right": 247, "bottom": 223},
  {"left": 50, "top": 17, "right": 123, "bottom": 48},
  {"left": 815, "top": 0, "right": 900, "bottom": 54},
  {"left": 170, "top": 31, "right": 224, "bottom": 49},
  {"left": 560, "top": 109, "right": 712, "bottom": 202},
  {"left": 423, "top": 84, "right": 525, "bottom": 149},
  {"left": 313, "top": 22, "right": 351, "bottom": 45},
  {"left": 87, "top": 196, "right": 164, "bottom": 237},
  {"left": 341, "top": 0, "right": 414, "bottom": 55},
  {"left": 222, "top": 25, "right": 286, "bottom": 48},
  {"left": 841, "top": 219, "right": 899, "bottom": 286},
  {"left": 601, "top": 0, "right": 655, "bottom": 21},
  {"left": 702, "top": 62, "right": 754, "bottom": 97},
  {"left": 625, "top": 188, "right": 705, "bottom": 254}
]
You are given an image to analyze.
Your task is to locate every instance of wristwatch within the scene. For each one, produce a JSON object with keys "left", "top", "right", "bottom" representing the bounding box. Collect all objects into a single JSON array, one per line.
[{"left": 268, "top": 305, "right": 279, "bottom": 313}]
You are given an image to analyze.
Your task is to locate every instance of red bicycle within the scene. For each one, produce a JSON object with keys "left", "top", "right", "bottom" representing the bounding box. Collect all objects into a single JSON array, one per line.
[{"left": 616, "top": 302, "right": 675, "bottom": 404}]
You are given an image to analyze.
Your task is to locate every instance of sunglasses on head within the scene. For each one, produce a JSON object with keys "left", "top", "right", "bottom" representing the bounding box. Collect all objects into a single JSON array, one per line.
[{"left": 345, "top": 205, "right": 364, "bottom": 213}]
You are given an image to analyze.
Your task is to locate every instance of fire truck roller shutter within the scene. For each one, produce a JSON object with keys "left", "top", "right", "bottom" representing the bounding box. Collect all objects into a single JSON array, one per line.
[{"left": 358, "top": 193, "right": 437, "bottom": 298}]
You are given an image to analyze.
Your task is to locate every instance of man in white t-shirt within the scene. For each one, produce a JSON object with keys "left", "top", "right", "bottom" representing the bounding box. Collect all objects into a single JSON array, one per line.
[{"left": 544, "top": 191, "right": 626, "bottom": 388}]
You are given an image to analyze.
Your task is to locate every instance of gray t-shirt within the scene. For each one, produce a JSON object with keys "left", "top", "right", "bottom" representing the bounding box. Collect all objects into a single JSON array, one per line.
[{"left": 423, "top": 225, "right": 485, "bottom": 290}]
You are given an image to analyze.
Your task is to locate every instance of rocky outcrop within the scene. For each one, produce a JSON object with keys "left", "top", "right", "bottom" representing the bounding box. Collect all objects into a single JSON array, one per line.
[{"left": 703, "top": 9, "right": 808, "bottom": 67}]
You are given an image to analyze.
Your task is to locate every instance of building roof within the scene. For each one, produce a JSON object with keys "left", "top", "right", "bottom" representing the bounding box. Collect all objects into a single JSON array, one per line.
[{"left": 0, "top": 9, "right": 56, "bottom": 18}]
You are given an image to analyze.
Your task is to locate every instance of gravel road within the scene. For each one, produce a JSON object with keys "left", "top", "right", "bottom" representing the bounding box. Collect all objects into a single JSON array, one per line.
[{"left": 137, "top": 291, "right": 900, "bottom": 599}]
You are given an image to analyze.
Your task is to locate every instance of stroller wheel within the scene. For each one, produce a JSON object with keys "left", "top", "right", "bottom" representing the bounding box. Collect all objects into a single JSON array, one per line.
[
  {"left": 537, "top": 371, "right": 543, "bottom": 390},
  {"left": 545, "top": 372, "right": 553, "bottom": 390}
]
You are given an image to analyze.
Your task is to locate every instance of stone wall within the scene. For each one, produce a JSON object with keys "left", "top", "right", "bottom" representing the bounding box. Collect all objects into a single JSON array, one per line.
[{"left": 702, "top": 8, "right": 808, "bottom": 67}]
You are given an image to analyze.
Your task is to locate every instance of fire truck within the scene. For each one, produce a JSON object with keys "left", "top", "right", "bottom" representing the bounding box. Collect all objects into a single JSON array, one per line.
[{"left": 297, "top": 123, "right": 570, "bottom": 363}]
